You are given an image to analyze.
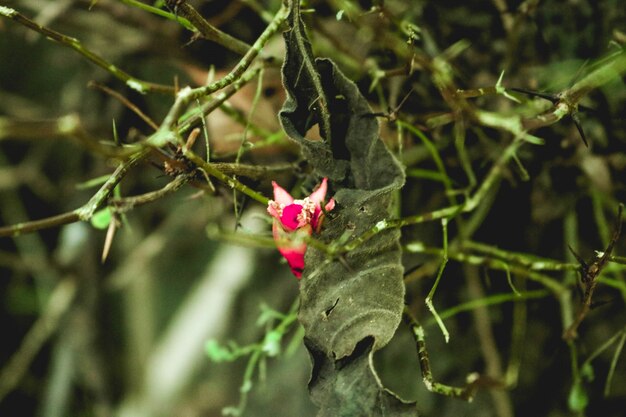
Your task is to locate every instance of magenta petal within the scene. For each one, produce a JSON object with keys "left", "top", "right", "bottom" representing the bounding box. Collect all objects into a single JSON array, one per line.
[
  {"left": 272, "top": 220, "right": 308, "bottom": 278},
  {"left": 278, "top": 248, "right": 306, "bottom": 278},
  {"left": 280, "top": 204, "right": 304, "bottom": 230},
  {"left": 311, "top": 208, "right": 322, "bottom": 230},
  {"left": 271, "top": 181, "right": 294, "bottom": 205},
  {"left": 311, "top": 197, "right": 336, "bottom": 230}
]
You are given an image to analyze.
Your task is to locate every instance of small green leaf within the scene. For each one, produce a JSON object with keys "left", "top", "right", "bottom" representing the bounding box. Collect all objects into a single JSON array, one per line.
[
  {"left": 522, "top": 134, "right": 545, "bottom": 145},
  {"left": 496, "top": 70, "right": 522, "bottom": 103},
  {"left": 75, "top": 175, "right": 110, "bottom": 190},
  {"left": 568, "top": 381, "right": 589, "bottom": 412},
  {"left": 90, "top": 208, "right": 112, "bottom": 230},
  {"left": 205, "top": 339, "right": 236, "bottom": 362},
  {"left": 581, "top": 362, "right": 595, "bottom": 381},
  {"left": 262, "top": 331, "right": 282, "bottom": 357},
  {"left": 221, "top": 406, "right": 241, "bottom": 416},
  {"left": 256, "top": 303, "right": 284, "bottom": 326},
  {"left": 240, "top": 380, "right": 252, "bottom": 393}
]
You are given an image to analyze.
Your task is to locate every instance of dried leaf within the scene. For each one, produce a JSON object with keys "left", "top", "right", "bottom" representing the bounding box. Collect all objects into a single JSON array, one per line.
[
  {"left": 308, "top": 338, "right": 418, "bottom": 417},
  {"left": 279, "top": 2, "right": 414, "bottom": 414}
]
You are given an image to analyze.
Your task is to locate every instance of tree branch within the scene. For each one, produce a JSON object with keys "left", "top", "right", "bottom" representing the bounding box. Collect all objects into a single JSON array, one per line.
[{"left": 0, "top": 6, "right": 174, "bottom": 94}]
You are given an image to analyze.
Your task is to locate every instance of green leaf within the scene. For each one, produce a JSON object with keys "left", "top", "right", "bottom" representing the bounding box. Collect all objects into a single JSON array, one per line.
[
  {"left": 256, "top": 303, "right": 284, "bottom": 326},
  {"left": 205, "top": 339, "right": 237, "bottom": 362},
  {"left": 90, "top": 208, "right": 112, "bottom": 230},
  {"left": 568, "top": 380, "right": 589, "bottom": 412},
  {"left": 581, "top": 362, "right": 595, "bottom": 382},
  {"left": 262, "top": 331, "right": 282, "bottom": 357}
]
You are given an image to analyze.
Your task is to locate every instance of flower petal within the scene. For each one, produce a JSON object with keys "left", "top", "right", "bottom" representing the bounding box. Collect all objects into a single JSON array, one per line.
[
  {"left": 311, "top": 197, "right": 336, "bottom": 231},
  {"left": 308, "top": 177, "right": 329, "bottom": 206},
  {"left": 271, "top": 181, "right": 294, "bottom": 205},
  {"left": 325, "top": 197, "right": 336, "bottom": 212},
  {"left": 279, "top": 248, "right": 306, "bottom": 278},
  {"left": 280, "top": 204, "right": 304, "bottom": 230},
  {"left": 268, "top": 179, "right": 335, "bottom": 278},
  {"left": 267, "top": 200, "right": 282, "bottom": 220},
  {"left": 272, "top": 220, "right": 310, "bottom": 278}
]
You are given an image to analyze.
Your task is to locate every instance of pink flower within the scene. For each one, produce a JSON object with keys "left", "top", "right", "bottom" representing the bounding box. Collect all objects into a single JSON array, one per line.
[{"left": 267, "top": 178, "right": 335, "bottom": 278}]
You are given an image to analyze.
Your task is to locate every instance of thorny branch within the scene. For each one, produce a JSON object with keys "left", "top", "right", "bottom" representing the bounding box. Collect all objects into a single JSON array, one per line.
[
  {"left": 153, "top": 3, "right": 288, "bottom": 143},
  {"left": 332, "top": 49, "right": 626, "bottom": 258},
  {"left": 109, "top": 173, "right": 194, "bottom": 214},
  {"left": 403, "top": 308, "right": 504, "bottom": 402},
  {"left": 164, "top": 0, "right": 253, "bottom": 56},
  {"left": 0, "top": 3, "right": 291, "bottom": 237},
  {"left": 0, "top": 148, "right": 149, "bottom": 237},
  {"left": 564, "top": 204, "right": 624, "bottom": 341},
  {"left": 0, "top": 6, "right": 174, "bottom": 94}
]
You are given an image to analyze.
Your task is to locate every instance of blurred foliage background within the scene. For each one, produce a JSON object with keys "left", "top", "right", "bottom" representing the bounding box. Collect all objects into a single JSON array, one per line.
[{"left": 1, "top": 0, "right": 625, "bottom": 416}]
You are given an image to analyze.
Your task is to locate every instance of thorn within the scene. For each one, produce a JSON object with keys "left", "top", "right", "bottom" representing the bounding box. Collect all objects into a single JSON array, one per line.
[
  {"left": 338, "top": 255, "right": 353, "bottom": 273},
  {"left": 360, "top": 88, "right": 413, "bottom": 121},
  {"left": 590, "top": 298, "right": 613, "bottom": 309},
  {"left": 102, "top": 215, "right": 119, "bottom": 263},
  {"left": 507, "top": 87, "right": 559, "bottom": 104},
  {"left": 567, "top": 244, "right": 587, "bottom": 269},
  {"left": 571, "top": 112, "right": 588, "bottom": 147},
  {"left": 185, "top": 127, "right": 200, "bottom": 150}
]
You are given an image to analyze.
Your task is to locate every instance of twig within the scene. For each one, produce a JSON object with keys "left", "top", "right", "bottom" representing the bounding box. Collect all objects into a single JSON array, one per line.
[
  {"left": 334, "top": 134, "right": 526, "bottom": 255},
  {"left": 88, "top": 82, "right": 159, "bottom": 130},
  {"left": 563, "top": 203, "right": 624, "bottom": 341},
  {"left": 491, "top": 0, "right": 514, "bottom": 33},
  {"left": 117, "top": 0, "right": 195, "bottom": 32},
  {"left": 405, "top": 243, "right": 568, "bottom": 294},
  {"left": 403, "top": 308, "right": 494, "bottom": 402},
  {"left": 109, "top": 173, "right": 193, "bottom": 213},
  {"left": 153, "top": 4, "right": 288, "bottom": 146},
  {"left": 239, "top": 0, "right": 274, "bottom": 23},
  {"left": 177, "top": 67, "right": 263, "bottom": 135},
  {"left": 457, "top": 50, "right": 626, "bottom": 147},
  {"left": 579, "top": 325, "right": 626, "bottom": 396},
  {"left": 425, "top": 218, "right": 451, "bottom": 342},
  {"left": 0, "top": 114, "right": 140, "bottom": 158},
  {"left": 76, "top": 149, "right": 151, "bottom": 219},
  {"left": 466, "top": 264, "right": 514, "bottom": 417},
  {"left": 424, "top": 289, "right": 549, "bottom": 327},
  {"left": 0, "top": 68, "right": 280, "bottom": 238},
  {"left": 0, "top": 211, "right": 81, "bottom": 238},
  {"left": 0, "top": 6, "right": 174, "bottom": 94},
  {"left": 182, "top": 149, "right": 269, "bottom": 205},
  {"left": 0, "top": 5, "right": 287, "bottom": 239},
  {"left": 562, "top": 49, "right": 626, "bottom": 105},
  {"left": 464, "top": 240, "right": 579, "bottom": 273},
  {"left": 209, "top": 162, "right": 296, "bottom": 179},
  {"left": 0, "top": 149, "right": 149, "bottom": 237},
  {"left": 164, "top": 0, "right": 253, "bottom": 56}
]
